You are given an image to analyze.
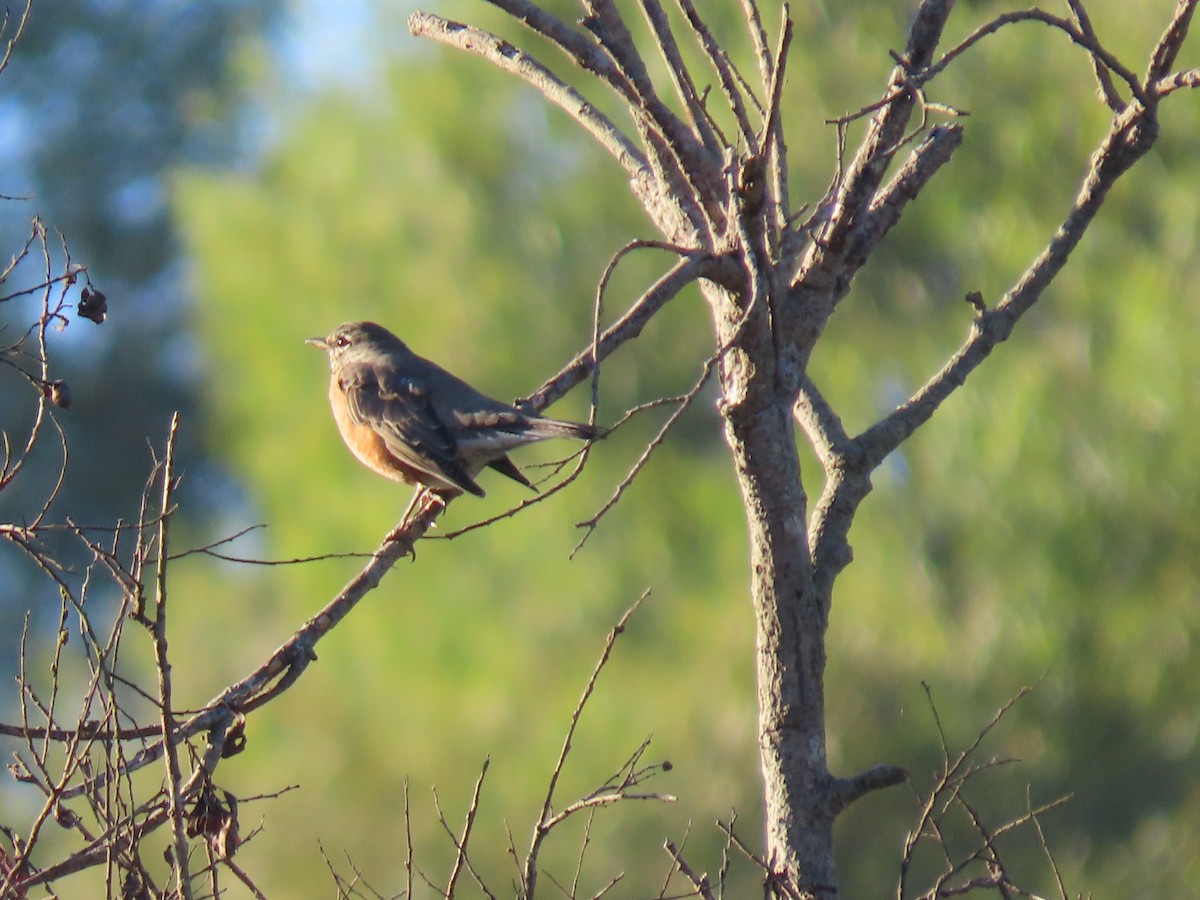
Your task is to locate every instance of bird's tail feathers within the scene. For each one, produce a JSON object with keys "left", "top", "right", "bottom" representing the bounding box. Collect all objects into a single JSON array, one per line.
[{"left": 530, "top": 416, "right": 607, "bottom": 442}]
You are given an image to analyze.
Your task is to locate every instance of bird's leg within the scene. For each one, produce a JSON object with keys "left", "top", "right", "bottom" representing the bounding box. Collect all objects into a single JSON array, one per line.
[
  {"left": 399, "top": 487, "right": 426, "bottom": 528},
  {"left": 386, "top": 488, "right": 448, "bottom": 544}
]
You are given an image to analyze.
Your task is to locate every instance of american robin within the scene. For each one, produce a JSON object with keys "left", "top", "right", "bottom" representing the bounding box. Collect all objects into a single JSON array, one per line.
[{"left": 307, "top": 321, "right": 602, "bottom": 498}]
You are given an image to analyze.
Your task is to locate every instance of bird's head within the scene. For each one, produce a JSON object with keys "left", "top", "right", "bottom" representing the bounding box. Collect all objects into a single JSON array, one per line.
[{"left": 306, "top": 321, "right": 407, "bottom": 369}]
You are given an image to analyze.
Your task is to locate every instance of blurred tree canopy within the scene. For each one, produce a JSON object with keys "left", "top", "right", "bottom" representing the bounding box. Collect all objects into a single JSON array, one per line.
[
  {"left": 0, "top": 0, "right": 281, "bottom": 526},
  {"left": 6, "top": 0, "right": 1198, "bottom": 896}
]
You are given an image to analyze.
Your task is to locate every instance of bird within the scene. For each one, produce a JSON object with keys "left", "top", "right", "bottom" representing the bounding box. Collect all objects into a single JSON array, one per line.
[{"left": 307, "top": 320, "right": 602, "bottom": 499}]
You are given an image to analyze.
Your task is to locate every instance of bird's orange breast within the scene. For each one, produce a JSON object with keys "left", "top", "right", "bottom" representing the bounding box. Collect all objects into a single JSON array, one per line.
[{"left": 329, "top": 380, "right": 425, "bottom": 485}]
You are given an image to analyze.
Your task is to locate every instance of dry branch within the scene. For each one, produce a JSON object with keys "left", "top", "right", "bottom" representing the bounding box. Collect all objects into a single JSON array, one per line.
[{"left": 409, "top": 11, "right": 648, "bottom": 180}]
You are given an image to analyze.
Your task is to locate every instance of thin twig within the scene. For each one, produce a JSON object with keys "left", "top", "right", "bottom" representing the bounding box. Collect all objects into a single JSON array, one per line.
[
  {"left": 149, "top": 413, "right": 193, "bottom": 899},
  {"left": 736, "top": 0, "right": 772, "bottom": 88},
  {"left": 1145, "top": 0, "right": 1198, "bottom": 84},
  {"left": 637, "top": 0, "right": 722, "bottom": 156},
  {"left": 663, "top": 837, "right": 717, "bottom": 900},
  {"left": 676, "top": 0, "right": 759, "bottom": 146},
  {"left": 1064, "top": 0, "right": 1123, "bottom": 110},
  {"left": 570, "top": 808, "right": 597, "bottom": 898},
  {"left": 716, "top": 820, "right": 804, "bottom": 900},
  {"left": 404, "top": 779, "right": 414, "bottom": 900},
  {"left": 927, "top": 8, "right": 1147, "bottom": 107},
  {"left": 1029, "top": 787, "right": 1069, "bottom": 900},
  {"left": 899, "top": 685, "right": 1043, "bottom": 900},
  {"left": 443, "top": 758, "right": 496, "bottom": 900},
  {"left": 572, "top": 355, "right": 716, "bottom": 557},
  {"left": 524, "top": 251, "right": 722, "bottom": 414},
  {"left": 523, "top": 591, "right": 651, "bottom": 898}
]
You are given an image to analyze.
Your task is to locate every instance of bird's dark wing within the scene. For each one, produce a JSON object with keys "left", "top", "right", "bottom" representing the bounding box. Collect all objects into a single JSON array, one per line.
[{"left": 339, "top": 362, "right": 484, "bottom": 496}]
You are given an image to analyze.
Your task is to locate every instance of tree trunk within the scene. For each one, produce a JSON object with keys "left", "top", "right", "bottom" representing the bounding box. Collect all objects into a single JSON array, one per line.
[{"left": 716, "top": 281, "right": 833, "bottom": 896}]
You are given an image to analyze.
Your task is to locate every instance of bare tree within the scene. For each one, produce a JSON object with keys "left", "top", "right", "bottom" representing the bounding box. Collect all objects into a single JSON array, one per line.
[{"left": 399, "top": 1, "right": 1200, "bottom": 896}]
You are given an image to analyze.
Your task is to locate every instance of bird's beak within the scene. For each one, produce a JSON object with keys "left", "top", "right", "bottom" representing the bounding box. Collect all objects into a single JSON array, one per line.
[{"left": 305, "top": 337, "right": 328, "bottom": 350}]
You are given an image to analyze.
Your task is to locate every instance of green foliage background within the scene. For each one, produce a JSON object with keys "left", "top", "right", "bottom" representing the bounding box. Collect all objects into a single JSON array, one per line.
[{"left": 170, "top": 1, "right": 1200, "bottom": 896}]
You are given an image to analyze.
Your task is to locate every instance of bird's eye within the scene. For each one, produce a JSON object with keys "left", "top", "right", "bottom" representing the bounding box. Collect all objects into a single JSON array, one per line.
[{"left": 334, "top": 335, "right": 350, "bottom": 348}]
